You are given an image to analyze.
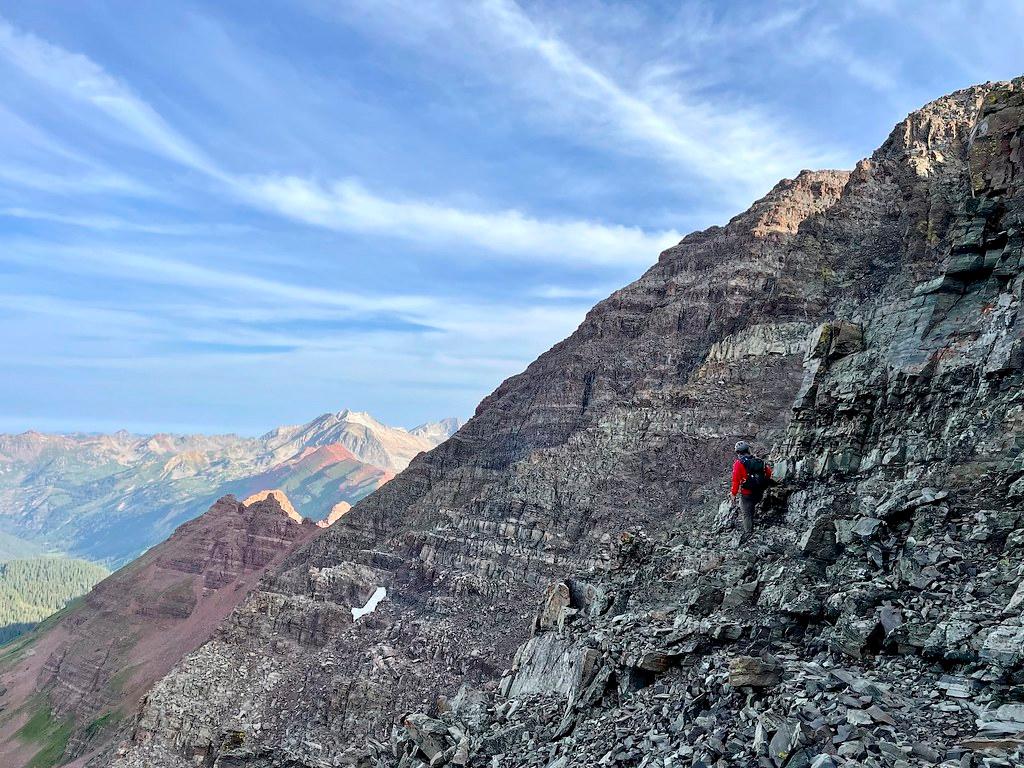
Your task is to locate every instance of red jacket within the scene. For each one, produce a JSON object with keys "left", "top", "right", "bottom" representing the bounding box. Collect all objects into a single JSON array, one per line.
[{"left": 731, "top": 457, "right": 772, "bottom": 496}]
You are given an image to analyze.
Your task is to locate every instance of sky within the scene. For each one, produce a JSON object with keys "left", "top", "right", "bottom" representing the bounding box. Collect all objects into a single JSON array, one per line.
[{"left": 0, "top": 1, "right": 1022, "bottom": 435}]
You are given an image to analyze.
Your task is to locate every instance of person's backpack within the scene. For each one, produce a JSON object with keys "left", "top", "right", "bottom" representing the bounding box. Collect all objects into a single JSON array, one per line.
[{"left": 739, "top": 455, "right": 770, "bottom": 494}]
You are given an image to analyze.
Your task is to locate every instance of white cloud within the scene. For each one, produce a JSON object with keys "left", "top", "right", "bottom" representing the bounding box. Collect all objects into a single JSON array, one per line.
[
  {"left": 530, "top": 285, "right": 610, "bottom": 300},
  {"left": 0, "top": 164, "right": 150, "bottom": 196},
  {"left": 0, "top": 16, "right": 217, "bottom": 174},
  {"left": 0, "top": 14, "right": 678, "bottom": 269},
  {"left": 0, "top": 243, "right": 593, "bottom": 346},
  {"left": 337, "top": 0, "right": 845, "bottom": 200},
  {"left": 853, "top": 0, "right": 1024, "bottom": 84},
  {"left": 0, "top": 207, "right": 247, "bottom": 235},
  {"left": 801, "top": 26, "right": 900, "bottom": 96},
  {"left": 0, "top": 292, "right": 160, "bottom": 333},
  {"left": 241, "top": 175, "right": 681, "bottom": 266},
  {"left": 0, "top": 252, "right": 592, "bottom": 406},
  {"left": 2, "top": 245, "right": 434, "bottom": 317}
]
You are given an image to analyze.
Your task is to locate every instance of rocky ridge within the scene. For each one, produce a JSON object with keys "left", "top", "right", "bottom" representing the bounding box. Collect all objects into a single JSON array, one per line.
[
  {"left": 103, "top": 79, "right": 1024, "bottom": 768},
  {"left": 261, "top": 411, "right": 457, "bottom": 473},
  {"left": 0, "top": 494, "right": 317, "bottom": 768}
]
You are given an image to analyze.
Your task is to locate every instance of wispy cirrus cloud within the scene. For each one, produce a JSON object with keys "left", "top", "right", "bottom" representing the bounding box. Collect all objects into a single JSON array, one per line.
[
  {"left": 330, "top": 0, "right": 846, "bottom": 201},
  {"left": 852, "top": 0, "right": 1024, "bottom": 84},
  {"left": 471, "top": 0, "right": 827, "bottom": 193},
  {"left": 0, "top": 249, "right": 593, "bottom": 397},
  {"left": 0, "top": 240, "right": 599, "bottom": 368},
  {"left": 0, "top": 17, "right": 218, "bottom": 175},
  {"left": 0, "top": 243, "right": 434, "bottom": 318},
  {"left": 0, "top": 208, "right": 247, "bottom": 236},
  {"left": 529, "top": 285, "right": 611, "bottom": 300},
  {"left": 241, "top": 175, "right": 681, "bottom": 266},
  {"left": 0, "top": 164, "right": 150, "bottom": 196}
]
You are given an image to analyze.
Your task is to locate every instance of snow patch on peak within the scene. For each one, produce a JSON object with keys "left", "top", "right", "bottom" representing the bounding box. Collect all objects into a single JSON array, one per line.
[{"left": 336, "top": 409, "right": 382, "bottom": 429}]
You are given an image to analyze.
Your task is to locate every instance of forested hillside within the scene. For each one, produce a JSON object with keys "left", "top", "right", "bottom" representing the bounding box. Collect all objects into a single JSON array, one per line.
[{"left": 0, "top": 558, "right": 109, "bottom": 643}]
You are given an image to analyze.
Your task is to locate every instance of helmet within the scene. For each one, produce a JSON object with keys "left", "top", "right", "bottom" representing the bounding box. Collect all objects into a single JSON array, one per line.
[{"left": 734, "top": 440, "right": 750, "bottom": 454}]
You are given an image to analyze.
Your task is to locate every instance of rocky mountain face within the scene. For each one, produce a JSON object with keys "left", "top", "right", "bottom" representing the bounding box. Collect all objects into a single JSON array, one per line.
[
  {"left": 87, "top": 79, "right": 1024, "bottom": 768},
  {"left": 0, "top": 493, "right": 316, "bottom": 768},
  {"left": 0, "top": 411, "right": 458, "bottom": 565},
  {"left": 408, "top": 418, "right": 464, "bottom": 448}
]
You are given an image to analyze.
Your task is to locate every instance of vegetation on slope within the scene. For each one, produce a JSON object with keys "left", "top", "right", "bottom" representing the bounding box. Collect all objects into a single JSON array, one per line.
[
  {"left": 0, "top": 558, "right": 109, "bottom": 644},
  {"left": 15, "top": 697, "right": 73, "bottom": 768}
]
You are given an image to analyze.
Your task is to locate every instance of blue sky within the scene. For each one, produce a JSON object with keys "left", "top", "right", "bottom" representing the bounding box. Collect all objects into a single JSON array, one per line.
[{"left": 0, "top": 1, "right": 1021, "bottom": 435}]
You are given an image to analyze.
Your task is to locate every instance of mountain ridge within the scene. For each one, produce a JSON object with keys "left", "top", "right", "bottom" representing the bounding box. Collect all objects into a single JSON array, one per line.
[
  {"left": 3, "top": 78, "right": 1022, "bottom": 768},
  {"left": 0, "top": 411, "right": 459, "bottom": 565}
]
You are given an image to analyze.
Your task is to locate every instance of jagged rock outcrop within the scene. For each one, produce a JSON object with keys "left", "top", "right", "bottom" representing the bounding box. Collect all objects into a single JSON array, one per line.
[
  {"left": 106, "top": 79, "right": 1024, "bottom": 768},
  {"left": 0, "top": 495, "right": 316, "bottom": 768},
  {"left": 317, "top": 501, "right": 353, "bottom": 529},
  {"left": 241, "top": 490, "right": 305, "bottom": 524}
]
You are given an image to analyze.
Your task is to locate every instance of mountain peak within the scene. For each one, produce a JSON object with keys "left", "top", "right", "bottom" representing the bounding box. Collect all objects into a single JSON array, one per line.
[
  {"left": 409, "top": 416, "right": 462, "bottom": 443},
  {"left": 261, "top": 409, "right": 457, "bottom": 473},
  {"left": 334, "top": 409, "right": 381, "bottom": 427},
  {"left": 241, "top": 489, "right": 304, "bottom": 523},
  {"left": 0, "top": 407, "right": 454, "bottom": 564}
]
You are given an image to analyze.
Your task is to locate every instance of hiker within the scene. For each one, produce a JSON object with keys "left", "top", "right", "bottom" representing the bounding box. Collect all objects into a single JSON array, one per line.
[{"left": 730, "top": 440, "right": 773, "bottom": 539}]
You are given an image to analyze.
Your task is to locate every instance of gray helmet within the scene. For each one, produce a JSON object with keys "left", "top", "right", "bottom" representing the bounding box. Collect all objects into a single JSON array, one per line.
[{"left": 735, "top": 440, "right": 750, "bottom": 454}]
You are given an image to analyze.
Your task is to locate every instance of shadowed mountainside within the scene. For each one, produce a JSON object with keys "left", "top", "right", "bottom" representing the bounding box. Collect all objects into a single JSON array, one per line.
[{"left": 0, "top": 493, "right": 317, "bottom": 768}]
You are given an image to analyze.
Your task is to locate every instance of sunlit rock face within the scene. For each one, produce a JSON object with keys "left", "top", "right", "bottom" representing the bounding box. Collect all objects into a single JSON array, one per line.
[{"left": 106, "top": 80, "right": 1024, "bottom": 767}]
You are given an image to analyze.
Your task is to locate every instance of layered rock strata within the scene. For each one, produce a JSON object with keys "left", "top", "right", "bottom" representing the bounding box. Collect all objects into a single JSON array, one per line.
[{"left": 108, "top": 80, "right": 1024, "bottom": 768}]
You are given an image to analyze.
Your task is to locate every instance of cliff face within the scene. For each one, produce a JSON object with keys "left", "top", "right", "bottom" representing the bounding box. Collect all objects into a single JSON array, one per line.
[
  {"left": 0, "top": 495, "right": 316, "bottom": 768},
  {"left": 111, "top": 80, "right": 1024, "bottom": 768}
]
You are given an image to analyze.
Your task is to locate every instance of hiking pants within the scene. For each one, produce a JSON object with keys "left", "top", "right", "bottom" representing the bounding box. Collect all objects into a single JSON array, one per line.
[{"left": 738, "top": 494, "right": 759, "bottom": 534}]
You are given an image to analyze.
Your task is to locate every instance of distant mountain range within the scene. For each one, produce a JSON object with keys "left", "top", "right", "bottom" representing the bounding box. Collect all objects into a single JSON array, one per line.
[{"left": 0, "top": 410, "right": 459, "bottom": 565}]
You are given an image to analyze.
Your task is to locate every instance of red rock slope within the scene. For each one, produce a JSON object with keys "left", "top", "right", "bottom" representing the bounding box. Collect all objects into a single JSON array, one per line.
[{"left": 0, "top": 494, "right": 317, "bottom": 768}]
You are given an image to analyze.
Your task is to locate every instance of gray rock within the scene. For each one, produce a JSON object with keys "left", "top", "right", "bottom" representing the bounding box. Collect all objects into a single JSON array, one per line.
[{"left": 728, "top": 656, "right": 782, "bottom": 688}]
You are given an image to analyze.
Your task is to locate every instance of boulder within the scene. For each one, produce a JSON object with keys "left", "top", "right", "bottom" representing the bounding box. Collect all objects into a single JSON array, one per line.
[
  {"left": 535, "top": 582, "right": 572, "bottom": 632},
  {"left": 729, "top": 655, "right": 782, "bottom": 688},
  {"left": 403, "top": 714, "right": 453, "bottom": 761}
]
